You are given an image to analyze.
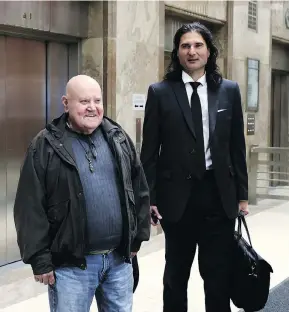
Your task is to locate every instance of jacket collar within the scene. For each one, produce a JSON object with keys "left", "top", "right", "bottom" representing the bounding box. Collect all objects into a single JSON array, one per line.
[
  {"left": 45, "top": 113, "right": 123, "bottom": 166},
  {"left": 46, "top": 113, "right": 120, "bottom": 139}
]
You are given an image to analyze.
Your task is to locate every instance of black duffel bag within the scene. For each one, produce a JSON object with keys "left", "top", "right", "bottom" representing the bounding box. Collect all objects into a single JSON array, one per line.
[{"left": 231, "top": 213, "right": 273, "bottom": 311}]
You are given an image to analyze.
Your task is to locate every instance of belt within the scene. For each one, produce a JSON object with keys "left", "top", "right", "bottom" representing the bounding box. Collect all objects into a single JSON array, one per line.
[{"left": 88, "top": 248, "right": 115, "bottom": 255}]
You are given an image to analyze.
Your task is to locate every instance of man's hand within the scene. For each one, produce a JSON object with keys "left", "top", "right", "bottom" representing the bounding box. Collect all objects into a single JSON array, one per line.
[
  {"left": 34, "top": 271, "right": 55, "bottom": 286},
  {"left": 239, "top": 201, "right": 249, "bottom": 215},
  {"left": 150, "top": 205, "right": 162, "bottom": 226},
  {"left": 131, "top": 252, "right": 137, "bottom": 258}
]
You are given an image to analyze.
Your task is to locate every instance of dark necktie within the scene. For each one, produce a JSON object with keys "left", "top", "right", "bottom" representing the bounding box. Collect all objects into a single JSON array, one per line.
[{"left": 190, "top": 82, "right": 206, "bottom": 178}]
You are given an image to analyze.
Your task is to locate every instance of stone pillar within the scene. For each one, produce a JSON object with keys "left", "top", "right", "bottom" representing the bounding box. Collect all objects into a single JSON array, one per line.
[
  {"left": 114, "top": 0, "right": 164, "bottom": 142},
  {"left": 81, "top": 1, "right": 117, "bottom": 119},
  {"left": 227, "top": 1, "right": 272, "bottom": 193},
  {"left": 81, "top": 2, "right": 104, "bottom": 89},
  {"left": 81, "top": 1, "right": 164, "bottom": 130},
  {"left": 227, "top": 1, "right": 272, "bottom": 150},
  {"left": 103, "top": 1, "right": 117, "bottom": 120},
  {"left": 214, "top": 25, "right": 227, "bottom": 78}
]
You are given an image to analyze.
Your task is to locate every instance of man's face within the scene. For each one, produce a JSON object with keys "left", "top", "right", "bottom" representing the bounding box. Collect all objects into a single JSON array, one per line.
[
  {"left": 62, "top": 82, "right": 104, "bottom": 134},
  {"left": 177, "top": 31, "right": 210, "bottom": 75}
]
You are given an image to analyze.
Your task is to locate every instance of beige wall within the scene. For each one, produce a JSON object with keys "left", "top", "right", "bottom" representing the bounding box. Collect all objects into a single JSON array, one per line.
[
  {"left": 165, "top": 0, "right": 227, "bottom": 22},
  {"left": 81, "top": 0, "right": 289, "bottom": 152},
  {"left": 229, "top": 1, "right": 272, "bottom": 153},
  {"left": 115, "top": 1, "right": 164, "bottom": 141},
  {"left": 272, "top": 42, "right": 289, "bottom": 72},
  {"left": 271, "top": 0, "right": 289, "bottom": 42},
  {"left": 215, "top": 26, "right": 227, "bottom": 77},
  {"left": 82, "top": 1, "right": 117, "bottom": 119},
  {"left": 81, "top": 2, "right": 104, "bottom": 100}
]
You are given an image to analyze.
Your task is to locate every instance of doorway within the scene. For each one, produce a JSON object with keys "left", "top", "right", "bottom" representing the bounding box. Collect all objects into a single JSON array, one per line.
[
  {"left": 270, "top": 71, "right": 289, "bottom": 186},
  {"left": 0, "top": 35, "right": 78, "bottom": 266}
]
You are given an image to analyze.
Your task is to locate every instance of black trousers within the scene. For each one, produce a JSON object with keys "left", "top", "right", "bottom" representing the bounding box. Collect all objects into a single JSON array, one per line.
[{"left": 161, "top": 170, "right": 235, "bottom": 312}]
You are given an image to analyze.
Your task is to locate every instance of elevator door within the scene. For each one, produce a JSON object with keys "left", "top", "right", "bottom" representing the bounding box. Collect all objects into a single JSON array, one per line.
[
  {"left": 271, "top": 73, "right": 289, "bottom": 148},
  {"left": 0, "top": 36, "right": 46, "bottom": 265},
  {"left": 47, "top": 42, "right": 78, "bottom": 123},
  {"left": 0, "top": 37, "right": 76, "bottom": 266},
  {"left": 270, "top": 72, "right": 289, "bottom": 186},
  {"left": 0, "top": 37, "right": 6, "bottom": 265}
]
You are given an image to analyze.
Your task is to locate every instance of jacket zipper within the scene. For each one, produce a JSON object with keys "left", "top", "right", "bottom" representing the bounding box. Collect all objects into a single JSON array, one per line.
[
  {"left": 109, "top": 129, "right": 131, "bottom": 260},
  {"left": 76, "top": 170, "right": 87, "bottom": 270},
  {"left": 47, "top": 136, "right": 87, "bottom": 269}
]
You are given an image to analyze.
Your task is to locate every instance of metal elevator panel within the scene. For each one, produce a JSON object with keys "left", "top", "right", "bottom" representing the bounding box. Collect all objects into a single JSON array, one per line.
[
  {"left": 0, "top": 36, "right": 79, "bottom": 267},
  {"left": 270, "top": 72, "right": 289, "bottom": 186},
  {"left": 47, "top": 42, "right": 69, "bottom": 123},
  {"left": 46, "top": 42, "right": 79, "bottom": 123},
  {"left": 0, "top": 36, "right": 7, "bottom": 265},
  {"left": 0, "top": 2, "right": 4, "bottom": 25},
  {"left": 68, "top": 44, "right": 79, "bottom": 79},
  {"left": 2, "top": 1, "right": 50, "bottom": 31},
  {"left": 5, "top": 37, "right": 46, "bottom": 263},
  {"left": 50, "top": 1, "right": 88, "bottom": 37}
]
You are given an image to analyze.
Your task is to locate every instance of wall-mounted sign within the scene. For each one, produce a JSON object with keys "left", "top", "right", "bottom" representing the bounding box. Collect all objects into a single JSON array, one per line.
[
  {"left": 285, "top": 9, "right": 289, "bottom": 29},
  {"left": 247, "top": 113, "right": 255, "bottom": 135},
  {"left": 246, "top": 58, "right": 259, "bottom": 112},
  {"left": 132, "top": 94, "right": 146, "bottom": 111}
]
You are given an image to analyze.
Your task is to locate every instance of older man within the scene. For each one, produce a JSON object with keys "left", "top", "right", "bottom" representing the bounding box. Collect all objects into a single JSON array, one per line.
[{"left": 14, "top": 75, "right": 150, "bottom": 312}]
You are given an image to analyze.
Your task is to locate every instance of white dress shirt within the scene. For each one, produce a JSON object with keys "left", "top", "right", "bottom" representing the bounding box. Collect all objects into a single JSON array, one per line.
[{"left": 182, "top": 70, "right": 212, "bottom": 169}]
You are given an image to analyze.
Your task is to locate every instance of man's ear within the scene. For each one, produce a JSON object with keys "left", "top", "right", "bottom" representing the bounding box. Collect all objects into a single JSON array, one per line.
[{"left": 62, "top": 96, "right": 69, "bottom": 112}]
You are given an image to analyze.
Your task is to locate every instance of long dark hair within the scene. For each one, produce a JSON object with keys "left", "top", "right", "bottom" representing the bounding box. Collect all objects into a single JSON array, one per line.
[{"left": 164, "top": 22, "right": 222, "bottom": 90}]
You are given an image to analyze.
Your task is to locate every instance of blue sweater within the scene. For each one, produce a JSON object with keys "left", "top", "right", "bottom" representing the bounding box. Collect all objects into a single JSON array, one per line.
[{"left": 70, "top": 128, "right": 123, "bottom": 252}]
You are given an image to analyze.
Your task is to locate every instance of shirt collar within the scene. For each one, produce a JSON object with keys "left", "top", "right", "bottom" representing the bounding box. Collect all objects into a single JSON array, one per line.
[{"left": 182, "top": 70, "right": 207, "bottom": 86}]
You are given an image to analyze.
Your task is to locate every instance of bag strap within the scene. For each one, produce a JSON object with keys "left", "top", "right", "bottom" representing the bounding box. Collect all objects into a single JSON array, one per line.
[{"left": 237, "top": 213, "right": 253, "bottom": 247}]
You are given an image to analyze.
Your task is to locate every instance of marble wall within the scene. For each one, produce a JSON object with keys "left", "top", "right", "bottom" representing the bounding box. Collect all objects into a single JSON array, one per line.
[
  {"left": 272, "top": 42, "right": 289, "bottom": 72},
  {"left": 81, "top": 0, "right": 164, "bottom": 142},
  {"left": 81, "top": 1, "right": 117, "bottom": 119},
  {"left": 228, "top": 1, "right": 272, "bottom": 154},
  {"left": 114, "top": 1, "right": 164, "bottom": 142},
  {"left": 165, "top": 0, "right": 227, "bottom": 22},
  {"left": 81, "top": 2, "right": 104, "bottom": 89},
  {"left": 271, "top": 0, "right": 289, "bottom": 42},
  {"left": 81, "top": 0, "right": 289, "bottom": 153}
]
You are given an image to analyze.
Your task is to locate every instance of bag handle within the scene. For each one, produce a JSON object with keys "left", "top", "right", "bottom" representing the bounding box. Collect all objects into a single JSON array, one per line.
[{"left": 237, "top": 212, "right": 253, "bottom": 247}]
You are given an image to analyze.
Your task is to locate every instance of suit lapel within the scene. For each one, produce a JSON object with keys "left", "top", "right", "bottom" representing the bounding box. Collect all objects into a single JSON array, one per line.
[
  {"left": 170, "top": 81, "right": 196, "bottom": 139},
  {"left": 208, "top": 88, "right": 219, "bottom": 142}
]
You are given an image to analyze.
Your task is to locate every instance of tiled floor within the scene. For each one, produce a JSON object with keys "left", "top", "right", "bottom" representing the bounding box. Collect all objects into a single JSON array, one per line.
[{"left": 1, "top": 199, "right": 289, "bottom": 312}]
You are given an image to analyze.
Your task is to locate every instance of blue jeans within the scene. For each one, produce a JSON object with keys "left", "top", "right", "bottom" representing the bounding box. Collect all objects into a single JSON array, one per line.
[{"left": 48, "top": 251, "right": 133, "bottom": 312}]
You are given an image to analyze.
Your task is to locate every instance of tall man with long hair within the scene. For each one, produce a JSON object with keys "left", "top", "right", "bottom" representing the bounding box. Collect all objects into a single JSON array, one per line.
[{"left": 140, "top": 23, "right": 249, "bottom": 312}]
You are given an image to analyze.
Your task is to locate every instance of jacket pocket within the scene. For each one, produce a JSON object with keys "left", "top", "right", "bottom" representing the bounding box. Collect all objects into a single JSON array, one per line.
[{"left": 47, "top": 199, "right": 70, "bottom": 240}]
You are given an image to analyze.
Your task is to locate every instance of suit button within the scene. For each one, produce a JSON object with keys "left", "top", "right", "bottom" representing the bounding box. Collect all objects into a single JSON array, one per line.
[
  {"left": 186, "top": 175, "right": 192, "bottom": 180},
  {"left": 190, "top": 149, "right": 195, "bottom": 154},
  {"left": 78, "top": 192, "right": 83, "bottom": 197}
]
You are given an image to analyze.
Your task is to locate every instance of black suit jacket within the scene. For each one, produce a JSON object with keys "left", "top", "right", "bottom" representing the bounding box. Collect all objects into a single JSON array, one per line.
[{"left": 140, "top": 76, "right": 248, "bottom": 222}]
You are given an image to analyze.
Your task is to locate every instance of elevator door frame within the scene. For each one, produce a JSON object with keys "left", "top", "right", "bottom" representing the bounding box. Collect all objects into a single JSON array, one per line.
[
  {"left": 0, "top": 36, "right": 6, "bottom": 266},
  {"left": 0, "top": 34, "right": 80, "bottom": 267},
  {"left": 271, "top": 69, "right": 289, "bottom": 148},
  {"left": 270, "top": 69, "right": 289, "bottom": 187}
]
